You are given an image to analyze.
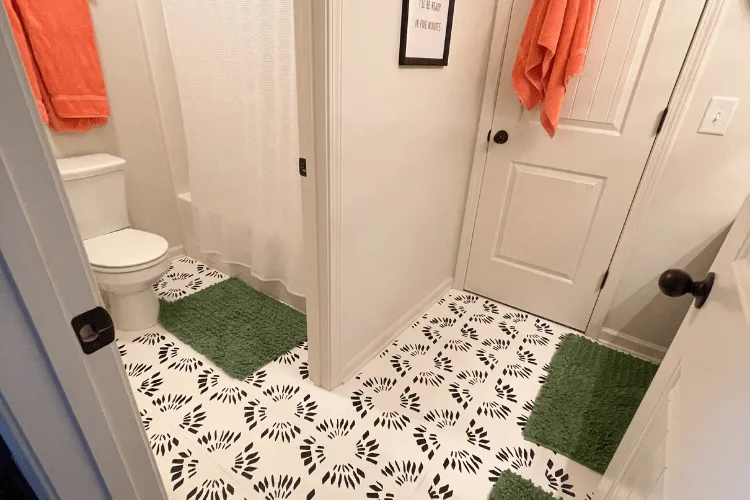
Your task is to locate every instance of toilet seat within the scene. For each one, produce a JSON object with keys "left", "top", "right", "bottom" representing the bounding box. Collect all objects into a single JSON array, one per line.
[{"left": 84, "top": 228, "right": 169, "bottom": 274}]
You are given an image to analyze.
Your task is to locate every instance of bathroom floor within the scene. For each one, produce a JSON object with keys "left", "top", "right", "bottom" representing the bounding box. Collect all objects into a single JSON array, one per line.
[{"left": 118, "top": 256, "right": 601, "bottom": 500}]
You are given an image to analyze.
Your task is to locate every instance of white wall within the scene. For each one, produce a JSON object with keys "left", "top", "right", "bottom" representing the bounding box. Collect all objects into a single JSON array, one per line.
[
  {"left": 338, "top": 1, "right": 496, "bottom": 367},
  {"left": 44, "top": 0, "right": 183, "bottom": 249},
  {"left": 603, "top": 0, "right": 750, "bottom": 349}
]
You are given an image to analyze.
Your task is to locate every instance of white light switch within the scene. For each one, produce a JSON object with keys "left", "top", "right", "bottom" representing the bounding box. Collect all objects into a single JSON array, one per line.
[{"left": 698, "top": 96, "right": 739, "bottom": 135}]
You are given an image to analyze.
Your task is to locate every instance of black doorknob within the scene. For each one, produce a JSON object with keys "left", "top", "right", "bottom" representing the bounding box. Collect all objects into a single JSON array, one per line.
[
  {"left": 658, "top": 269, "right": 715, "bottom": 309},
  {"left": 493, "top": 130, "right": 509, "bottom": 144}
]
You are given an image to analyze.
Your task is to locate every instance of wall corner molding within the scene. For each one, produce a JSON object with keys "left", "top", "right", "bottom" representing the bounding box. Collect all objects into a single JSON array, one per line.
[
  {"left": 167, "top": 245, "right": 185, "bottom": 261},
  {"left": 598, "top": 327, "right": 667, "bottom": 363}
]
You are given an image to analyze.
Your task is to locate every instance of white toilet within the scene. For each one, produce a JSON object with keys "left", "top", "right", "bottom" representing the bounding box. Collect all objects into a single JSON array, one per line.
[{"left": 58, "top": 154, "right": 170, "bottom": 331}]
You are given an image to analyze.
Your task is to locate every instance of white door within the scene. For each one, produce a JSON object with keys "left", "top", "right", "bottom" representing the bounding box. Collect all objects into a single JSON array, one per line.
[
  {"left": 599, "top": 192, "right": 750, "bottom": 500},
  {"left": 465, "top": 0, "right": 705, "bottom": 329},
  {"left": 0, "top": 10, "right": 164, "bottom": 499}
]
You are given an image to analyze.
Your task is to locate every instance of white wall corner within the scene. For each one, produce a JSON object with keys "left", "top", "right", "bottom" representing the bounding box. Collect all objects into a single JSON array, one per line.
[{"left": 336, "top": 278, "right": 453, "bottom": 386}]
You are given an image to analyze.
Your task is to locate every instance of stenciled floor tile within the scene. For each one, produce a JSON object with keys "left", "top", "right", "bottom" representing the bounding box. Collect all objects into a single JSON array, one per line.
[
  {"left": 153, "top": 255, "right": 229, "bottom": 302},
  {"left": 530, "top": 448, "right": 601, "bottom": 500},
  {"left": 143, "top": 414, "right": 254, "bottom": 500},
  {"left": 118, "top": 257, "right": 603, "bottom": 499}
]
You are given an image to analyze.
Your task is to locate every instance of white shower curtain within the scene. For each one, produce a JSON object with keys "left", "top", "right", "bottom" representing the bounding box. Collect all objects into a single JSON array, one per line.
[{"left": 163, "top": 0, "right": 305, "bottom": 307}]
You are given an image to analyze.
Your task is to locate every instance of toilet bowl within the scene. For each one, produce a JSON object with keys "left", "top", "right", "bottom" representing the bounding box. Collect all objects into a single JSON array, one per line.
[
  {"left": 57, "top": 154, "right": 171, "bottom": 331},
  {"left": 85, "top": 228, "right": 170, "bottom": 331}
]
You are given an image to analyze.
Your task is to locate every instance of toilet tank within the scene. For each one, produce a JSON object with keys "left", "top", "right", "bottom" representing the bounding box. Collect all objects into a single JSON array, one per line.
[{"left": 57, "top": 154, "right": 129, "bottom": 241}]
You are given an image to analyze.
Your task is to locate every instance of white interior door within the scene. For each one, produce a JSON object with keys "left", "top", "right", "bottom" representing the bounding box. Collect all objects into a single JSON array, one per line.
[
  {"left": 465, "top": 0, "right": 705, "bottom": 329},
  {"left": 0, "top": 9, "right": 164, "bottom": 499},
  {"left": 599, "top": 191, "right": 750, "bottom": 500}
]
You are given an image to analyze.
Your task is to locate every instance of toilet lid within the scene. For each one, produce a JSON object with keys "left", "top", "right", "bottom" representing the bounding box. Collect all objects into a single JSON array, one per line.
[{"left": 84, "top": 229, "right": 169, "bottom": 269}]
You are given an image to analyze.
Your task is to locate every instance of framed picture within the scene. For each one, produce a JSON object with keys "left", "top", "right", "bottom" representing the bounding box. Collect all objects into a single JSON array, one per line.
[{"left": 399, "top": 0, "right": 456, "bottom": 66}]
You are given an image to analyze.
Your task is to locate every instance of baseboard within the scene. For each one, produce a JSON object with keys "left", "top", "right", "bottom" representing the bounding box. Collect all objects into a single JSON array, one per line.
[
  {"left": 167, "top": 245, "right": 185, "bottom": 261},
  {"left": 598, "top": 327, "right": 667, "bottom": 363},
  {"left": 337, "top": 278, "right": 453, "bottom": 385}
]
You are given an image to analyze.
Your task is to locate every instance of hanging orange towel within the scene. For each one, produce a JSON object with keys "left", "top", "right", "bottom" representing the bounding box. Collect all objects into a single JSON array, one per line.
[
  {"left": 2, "top": 0, "right": 109, "bottom": 132},
  {"left": 512, "top": 0, "right": 595, "bottom": 137}
]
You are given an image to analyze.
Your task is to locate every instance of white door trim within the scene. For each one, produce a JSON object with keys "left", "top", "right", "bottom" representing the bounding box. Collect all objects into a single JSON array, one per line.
[
  {"left": 453, "top": 0, "right": 512, "bottom": 289},
  {"left": 0, "top": 7, "right": 164, "bottom": 498},
  {"left": 455, "top": 0, "right": 719, "bottom": 338},
  {"left": 294, "top": 0, "right": 343, "bottom": 389}
]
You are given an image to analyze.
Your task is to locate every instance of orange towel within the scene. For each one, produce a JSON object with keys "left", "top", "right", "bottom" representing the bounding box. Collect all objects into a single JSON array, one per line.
[
  {"left": 512, "top": 0, "right": 595, "bottom": 137},
  {"left": 2, "top": 0, "right": 109, "bottom": 132}
]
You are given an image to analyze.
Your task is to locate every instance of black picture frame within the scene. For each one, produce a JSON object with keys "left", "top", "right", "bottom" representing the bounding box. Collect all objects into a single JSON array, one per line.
[{"left": 399, "top": 0, "right": 456, "bottom": 67}]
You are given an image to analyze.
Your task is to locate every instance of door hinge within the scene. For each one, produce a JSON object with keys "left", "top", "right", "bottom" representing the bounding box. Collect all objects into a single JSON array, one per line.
[
  {"left": 656, "top": 107, "right": 668, "bottom": 134},
  {"left": 600, "top": 269, "right": 610, "bottom": 291},
  {"left": 298, "top": 158, "right": 307, "bottom": 177},
  {"left": 487, "top": 129, "right": 491, "bottom": 143}
]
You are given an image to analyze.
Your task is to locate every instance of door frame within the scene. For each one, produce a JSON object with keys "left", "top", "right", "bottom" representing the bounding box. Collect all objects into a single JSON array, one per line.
[
  {"left": 293, "top": 0, "right": 339, "bottom": 390},
  {"left": 454, "top": 0, "right": 722, "bottom": 340},
  {"left": 0, "top": 7, "right": 165, "bottom": 499},
  {"left": 293, "top": 0, "right": 342, "bottom": 389}
]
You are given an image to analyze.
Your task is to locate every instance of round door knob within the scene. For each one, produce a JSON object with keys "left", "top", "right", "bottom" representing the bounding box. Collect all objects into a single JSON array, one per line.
[
  {"left": 493, "top": 130, "right": 509, "bottom": 144},
  {"left": 658, "top": 269, "right": 715, "bottom": 309}
]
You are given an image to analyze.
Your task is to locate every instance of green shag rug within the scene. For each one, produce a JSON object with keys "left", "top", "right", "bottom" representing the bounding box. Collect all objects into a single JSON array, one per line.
[
  {"left": 159, "top": 278, "right": 306, "bottom": 379},
  {"left": 489, "top": 471, "right": 560, "bottom": 500},
  {"left": 523, "top": 334, "right": 658, "bottom": 474}
]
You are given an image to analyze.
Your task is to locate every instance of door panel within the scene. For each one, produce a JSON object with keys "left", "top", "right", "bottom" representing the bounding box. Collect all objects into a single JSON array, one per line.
[
  {"left": 465, "top": 0, "right": 705, "bottom": 329},
  {"left": 495, "top": 163, "right": 604, "bottom": 281},
  {"left": 563, "top": 0, "right": 664, "bottom": 128}
]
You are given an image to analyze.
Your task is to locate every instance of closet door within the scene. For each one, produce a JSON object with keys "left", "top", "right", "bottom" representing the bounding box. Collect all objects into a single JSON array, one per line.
[{"left": 465, "top": 0, "right": 704, "bottom": 330}]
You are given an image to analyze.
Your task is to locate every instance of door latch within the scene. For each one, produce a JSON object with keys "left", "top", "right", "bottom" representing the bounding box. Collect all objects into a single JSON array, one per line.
[{"left": 71, "top": 306, "right": 116, "bottom": 354}]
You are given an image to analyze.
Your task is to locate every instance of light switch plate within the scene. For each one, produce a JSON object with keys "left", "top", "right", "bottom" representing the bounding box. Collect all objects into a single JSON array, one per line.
[{"left": 698, "top": 96, "right": 740, "bottom": 135}]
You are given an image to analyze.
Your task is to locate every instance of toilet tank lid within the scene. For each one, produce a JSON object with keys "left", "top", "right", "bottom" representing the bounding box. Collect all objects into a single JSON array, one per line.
[{"left": 57, "top": 154, "right": 126, "bottom": 181}]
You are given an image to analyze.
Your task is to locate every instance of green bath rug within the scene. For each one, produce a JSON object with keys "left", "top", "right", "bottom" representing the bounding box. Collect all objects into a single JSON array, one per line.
[
  {"left": 159, "top": 278, "right": 306, "bottom": 379},
  {"left": 523, "top": 334, "right": 658, "bottom": 474},
  {"left": 489, "top": 471, "right": 560, "bottom": 500}
]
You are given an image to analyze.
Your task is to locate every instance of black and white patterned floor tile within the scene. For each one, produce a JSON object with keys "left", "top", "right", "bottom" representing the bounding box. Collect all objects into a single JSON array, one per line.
[
  {"left": 153, "top": 256, "right": 229, "bottom": 302},
  {"left": 118, "top": 256, "right": 601, "bottom": 499}
]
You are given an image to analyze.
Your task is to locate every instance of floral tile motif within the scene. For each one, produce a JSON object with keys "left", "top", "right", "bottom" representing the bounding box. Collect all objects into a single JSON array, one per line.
[
  {"left": 153, "top": 256, "right": 229, "bottom": 302},
  {"left": 529, "top": 449, "right": 602, "bottom": 499},
  {"left": 119, "top": 258, "right": 602, "bottom": 499}
]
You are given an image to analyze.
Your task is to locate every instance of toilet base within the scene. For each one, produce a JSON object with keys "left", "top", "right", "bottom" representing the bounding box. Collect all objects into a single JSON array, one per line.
[
  {"left": 108, "top": 287, "right": 160, "bottom": 331},
  {"left": 92, "top": 256, "right": 169, "bottom": 331}
]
